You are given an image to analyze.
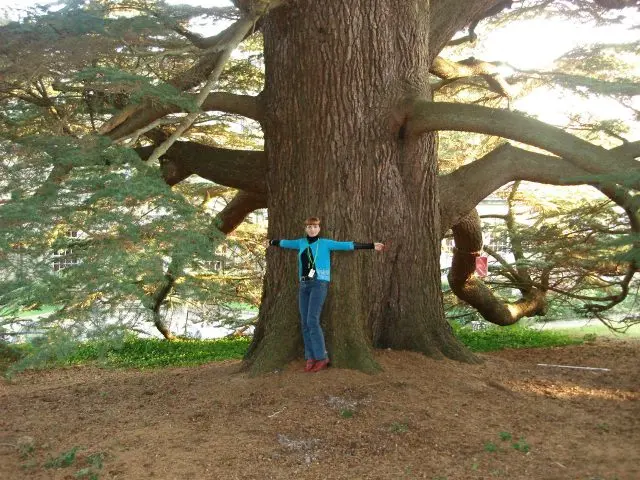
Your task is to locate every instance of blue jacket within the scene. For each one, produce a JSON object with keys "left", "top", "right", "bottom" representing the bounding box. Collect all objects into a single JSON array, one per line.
[{"left": 278, "top": 238, "right": 354, "bottom": 282}]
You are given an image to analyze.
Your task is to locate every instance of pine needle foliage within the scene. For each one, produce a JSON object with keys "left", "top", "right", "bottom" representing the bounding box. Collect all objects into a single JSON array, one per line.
[{"left": 0, "top": 0, "right": 267, "bottom": 354}]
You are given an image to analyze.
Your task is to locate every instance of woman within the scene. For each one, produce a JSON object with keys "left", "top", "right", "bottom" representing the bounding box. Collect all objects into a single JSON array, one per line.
[{"left": 269, "top": 217, "right": 385, "bottom": 372}]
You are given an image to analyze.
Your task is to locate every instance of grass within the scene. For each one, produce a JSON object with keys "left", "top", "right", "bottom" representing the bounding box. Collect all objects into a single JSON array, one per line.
[
  {"left": 44, "top": 447, "right": 79, "bottom": 469},
  {"left": 94, "top": 325, "right": 579, "bottom": 368},
  {"left": 483, "top": 432, "right": 531, "bottom": 454},
  {"left": 452, "top": 323, "right": 582, "bottom": 352},
  {"left": 483, "top": 441, "right": 498, "bottom": 453},
  {"left": 389, "top": 421, "right": 409, "bottom": 434},
  {"left": 62, "top": 336, "right": 252, "bottom": 368},
  {"left": 551, "top": 324, "right": 640, "bottom": 339},
  {"left": 0, "top": 304, "right": 60, "bottom": 318},
  {"left": 339, "top": 408, "right": 355, "bottom": 418},
  {"left": 2, "top": 323, "right": 586, "bottom": 372}
]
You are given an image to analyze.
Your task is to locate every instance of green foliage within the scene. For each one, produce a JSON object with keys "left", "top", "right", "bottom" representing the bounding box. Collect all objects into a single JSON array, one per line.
[
  {"left": 483, "top": 432, "right": 530, "bottom": 454},
  {"left": 555, "top": 42, "right": 640, "bottom": 94},
  {"left": 63, "top": 336, "right": 250, "bottom": 368},
  {"left": 72, "top": 67, "right": 199, "bottom": 112},
  {"left": 483, "top": 441, "right": 498, "bottom": 453},
  {"left": 339, "top": 408, "right": 355, "bottom": 418},
  {"left": 0, "top": 341, "right": 24, "bottom": 362},
  {"left": 469, "top": 186, "right": 640, "bottom": 326},
  {"left": 44, "top": 447, "right": 79, "bottom": 469},
  {"left": 0, "top": 1, "right": 267, "bottom": 359},
  {"left": 511, "top": 437, "right": 530, "bottom": 453},
  {"left": 451, "top": 323, "right": 581, "bottom": 352},
  {"left": 73, "top": 451, "right": 104, "bottom": 480},
  {"left": 2, "top": 0, "right": 638, "bottom": 363},
  {"left": 389, "top": 421, "right": 409, "bottom": 434},
  {"left": 2, "top": 335, "right": 251, "bottom": 375},
  {"left": 2, "top": 324, "right": 587, "bottom": 374}
]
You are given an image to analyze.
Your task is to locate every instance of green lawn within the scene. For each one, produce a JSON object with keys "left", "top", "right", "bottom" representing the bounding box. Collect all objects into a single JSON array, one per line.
[
  {"left": 451, "top": 323, "right": 582, "bottom": 352},
  {"left": 1, "top": 324, "right": 589, "bottom": 375},
  {"left": 551, "top": 323, "right": 640, "bottom": 339}
]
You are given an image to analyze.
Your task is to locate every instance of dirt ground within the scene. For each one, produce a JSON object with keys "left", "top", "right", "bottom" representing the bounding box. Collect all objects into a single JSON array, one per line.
[{"left": 1, "top": 338, "right": 638, "bottom": 480}]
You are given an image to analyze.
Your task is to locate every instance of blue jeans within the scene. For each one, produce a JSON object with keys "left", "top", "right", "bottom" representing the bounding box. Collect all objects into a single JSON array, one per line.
[{"left": 298, "top": 279, "right": 329, "bottom": 360}]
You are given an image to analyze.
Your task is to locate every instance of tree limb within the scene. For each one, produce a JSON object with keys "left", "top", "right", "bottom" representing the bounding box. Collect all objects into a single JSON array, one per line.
[
  {"left": 430, "top": 0, "right": 505, "bottom": 59},
  {"left": 406, "top": 101, "right": 640, "bottom": 186},
  {"left": 135, "top": 142, "right": 267, "bottom": 194},
  {"left": 447, "top": 209, "right": 547, "bottom": 326},
  {"left": 145, "top": 14, "right": 259, "bottom": 165},
  {"left": 100, "top": 16, "right": 261, "bottom": 139},
  {"left": 439, "top": 143, "right": 594, "bottom": 233},
  {"left": 430, "top": 56, "right": 512, "bottom": 98},
  {"left": 214, "top": 190, "right": 267, "bottom": 234},
  {"left": 106, "top": 92, "right": 262, "bottom": 142}
]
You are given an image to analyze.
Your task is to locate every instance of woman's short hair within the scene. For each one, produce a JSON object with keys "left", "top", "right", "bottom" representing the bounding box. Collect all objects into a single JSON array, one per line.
[{"left": 304, "top": 216, "right": 321, "bottom": 226}]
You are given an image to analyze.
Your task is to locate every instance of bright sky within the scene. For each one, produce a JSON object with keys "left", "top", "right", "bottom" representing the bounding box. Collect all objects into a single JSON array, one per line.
[{"left": 474, "top": 14, "right": 640, "bottom": 138}]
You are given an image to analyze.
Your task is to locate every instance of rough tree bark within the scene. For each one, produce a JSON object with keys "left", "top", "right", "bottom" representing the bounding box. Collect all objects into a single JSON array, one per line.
[
  {"left": 244, "top": 0, "right": 484, "bottom": 374},
  {"left": 448, "top": 209, "right": 548, "bottom": 327}
]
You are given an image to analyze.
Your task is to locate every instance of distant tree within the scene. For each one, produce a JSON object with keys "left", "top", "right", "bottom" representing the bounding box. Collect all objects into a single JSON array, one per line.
[{"left": 0, "top": 0, "right": 638, "bottom": 373}]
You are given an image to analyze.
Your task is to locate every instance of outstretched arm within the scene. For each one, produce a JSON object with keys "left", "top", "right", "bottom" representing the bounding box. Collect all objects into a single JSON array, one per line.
[
  {"left": 268, "top": 239, "right": 300, "bottom": 249},
  {"left": 354, "top": 242, "right": 385, "bottom": 252}
]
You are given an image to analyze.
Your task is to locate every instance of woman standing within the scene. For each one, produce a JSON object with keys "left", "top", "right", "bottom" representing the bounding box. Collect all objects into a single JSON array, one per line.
[{"left": 269, "top": 217, "right": 385, "bottom": 372}]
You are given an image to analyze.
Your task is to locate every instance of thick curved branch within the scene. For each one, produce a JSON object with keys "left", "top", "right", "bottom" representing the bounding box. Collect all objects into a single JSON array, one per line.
[
  {"left": 136, "top": 142, "right": 266, "bottom": 193},
  {"left": 439, "top": 141, "right": 640, "bottom": 233},
  {"left": 214, "top": 190, "right": 267, "bottom": 234},
  {"left": 430, "top": 0, "right": 504, "bottom": 59},
  {"left": 100, "top": 16, "right": 262, "bottom": 139},
  {"left": 439, "top": 143, "right": 593, "bottom": 233},
  {"left": 614, "top": 140, "right": 640, "bottom": 160},
  {"left": 430, "top": 56, "right": 512, "bottom": 98},
  {"left": 406, "top": 101, "right": 640, "bottom": 186},
  {"left": 106, "top": 92, "right": 262, "bottom": 142},
  {"left": 448, "top": 209, "right": 547, "bottom": 326}
]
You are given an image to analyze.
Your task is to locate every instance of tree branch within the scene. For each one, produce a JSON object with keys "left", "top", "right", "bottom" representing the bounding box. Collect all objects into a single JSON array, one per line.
[
  {"left": 162, "top": 12, "right": 242, "bottom": 50},
  {"left": 430, "top": 0, "right": 505, "bottom": 59},
  {"left": 135, "top": 142, "right": 266, "bottom": 194},
  {"left": 100, "top": 15, "right": 262, "bottom": 140},
  {"left": 106, "top": 92, "right": 261, "bottom": 142},
  {"left": 439, "top": 143, "right": 593, "bottom": 233},
  {"left": 447, "top": 209, "right": 547, "bottom": 326},
  {"left": 407, "top": 102, "right": 640, "bottom": 187},
  {"left": 214, "top": 190, "right": 267, "bottom": 234},
  {"left": 145, "top": 14, "right": 259, "bottom": 165},
  {"left": 431, "top": 56, "right": 513, "bottom": 98}
]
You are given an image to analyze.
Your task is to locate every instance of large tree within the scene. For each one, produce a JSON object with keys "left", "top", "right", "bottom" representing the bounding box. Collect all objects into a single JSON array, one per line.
[{"left": 1, "top": 0, "right": 638, "bottom": 373}]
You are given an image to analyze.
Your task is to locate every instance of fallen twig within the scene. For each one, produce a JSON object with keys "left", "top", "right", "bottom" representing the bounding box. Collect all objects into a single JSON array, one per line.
[
  {"left": 537, "top": 363, "right": 610, "bottom": 372},
  {"left": 268, "top": 406, "right": 286, "bottom": 418}
]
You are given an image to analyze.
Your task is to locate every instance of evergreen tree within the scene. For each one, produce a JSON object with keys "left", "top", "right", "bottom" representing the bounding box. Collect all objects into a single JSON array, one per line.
[{"left": 0, "top": 0, "right": 638, "bottom": 372}]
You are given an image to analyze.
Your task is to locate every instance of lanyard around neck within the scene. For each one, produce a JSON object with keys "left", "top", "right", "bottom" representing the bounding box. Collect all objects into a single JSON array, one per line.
[{"left": 306, "top": 240, "right": 319, "bottom": 268}]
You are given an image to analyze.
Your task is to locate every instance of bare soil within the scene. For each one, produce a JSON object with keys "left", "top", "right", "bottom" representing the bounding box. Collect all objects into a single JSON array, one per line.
[{"left": 1, "top": 338, "right": 638, "bottom": 480}]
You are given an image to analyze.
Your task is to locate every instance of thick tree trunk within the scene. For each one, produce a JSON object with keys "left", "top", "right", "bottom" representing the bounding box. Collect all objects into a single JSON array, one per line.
[{"left": 245, "top": 0, "right": 477, "bottom": 373}]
